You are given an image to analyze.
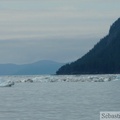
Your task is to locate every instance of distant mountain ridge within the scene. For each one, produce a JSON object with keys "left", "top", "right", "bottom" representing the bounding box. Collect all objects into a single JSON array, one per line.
[
  {"left": 56, "top": 18, "right": 120, "bottom": 75},
  {"left": 0, "top": 60, "right": 64, "bottom": 75}
]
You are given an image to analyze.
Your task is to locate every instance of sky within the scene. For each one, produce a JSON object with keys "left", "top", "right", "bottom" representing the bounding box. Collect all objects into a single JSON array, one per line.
[{"left": 0, "top": 0, "right": 120, "bottom": 64}]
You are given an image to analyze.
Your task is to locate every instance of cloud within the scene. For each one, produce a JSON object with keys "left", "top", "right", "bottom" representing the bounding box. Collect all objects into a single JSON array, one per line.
[
  {"left": 0, "top": 37, "right": 98, "bottom": 64},
  {"left": 0, "top": 0, "right": 120, "bottom": 63},
  {"left": 0, "top": 7, "right": 118, "bottom": 40}
]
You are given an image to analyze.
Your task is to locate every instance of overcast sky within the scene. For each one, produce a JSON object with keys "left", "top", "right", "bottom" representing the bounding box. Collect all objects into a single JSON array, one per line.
[{"left": 0, "top": 0, "right": 120, "bottom": 64}]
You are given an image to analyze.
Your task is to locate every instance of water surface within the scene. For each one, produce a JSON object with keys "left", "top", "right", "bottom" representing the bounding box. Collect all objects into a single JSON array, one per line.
[{"left": 0, "top": 75, "right": 120, "bottom": 120}]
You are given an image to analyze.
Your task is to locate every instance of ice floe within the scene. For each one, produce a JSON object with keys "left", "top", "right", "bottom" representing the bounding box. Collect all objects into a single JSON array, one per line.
[
  {"left": 0, "top": 74, "right": 119, "bottom": 86},
  {"left": 0, "top": 81, "right": 14, "bottom": 87}
]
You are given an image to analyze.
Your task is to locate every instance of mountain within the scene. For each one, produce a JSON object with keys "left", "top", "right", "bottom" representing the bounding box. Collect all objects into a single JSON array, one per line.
[
  {"left": 0, "top": 60, "right": 64, "bottom": 75},
  {"left": 56, "top": 18, "right": 120, "bottom": 75}
]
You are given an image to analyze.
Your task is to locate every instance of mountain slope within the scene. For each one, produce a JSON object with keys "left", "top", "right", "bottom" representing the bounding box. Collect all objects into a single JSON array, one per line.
[
  {"left": 56, "top": 18, "right": 120, "bottom": 75},
  {"left": 15, "top": 60, "right": 64, "bottom": 75},
  {"left": 0, "top": 60, "right": 64, "bottom": 75}
]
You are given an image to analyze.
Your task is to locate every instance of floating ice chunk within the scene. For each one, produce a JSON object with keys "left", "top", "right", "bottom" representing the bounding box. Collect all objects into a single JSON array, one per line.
[
  {"left": 0, "top": 81, "right": 14, "bottom": 87},
  {"left": 24, "top": 79, "right": 33, "bottom": 83}
]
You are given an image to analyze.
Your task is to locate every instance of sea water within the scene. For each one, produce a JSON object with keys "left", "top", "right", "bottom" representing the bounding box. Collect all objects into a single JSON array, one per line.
[{"left": 0, "top": 75, "right": 120, "bottom": 120}]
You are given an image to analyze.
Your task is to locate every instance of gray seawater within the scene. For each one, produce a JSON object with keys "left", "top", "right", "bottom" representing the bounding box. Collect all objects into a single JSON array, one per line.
[{"left": 0, "top": 75, "right": 120, "bottom": 120}]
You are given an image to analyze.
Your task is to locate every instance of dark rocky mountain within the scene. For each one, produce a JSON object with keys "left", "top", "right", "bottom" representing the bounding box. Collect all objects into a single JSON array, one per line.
[
  {"left": 56, "top": 18, "right": 120, "bottom": 75},
  {"left": 0, "top": 60, "right": 64, "bottom": 75}
]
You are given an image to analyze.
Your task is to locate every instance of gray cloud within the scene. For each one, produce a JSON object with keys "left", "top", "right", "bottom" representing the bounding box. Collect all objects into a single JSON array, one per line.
[
  {"left": 0, "top": 0, "right": 120, "bottom": 63},
  {"left": 0, "top": 38, "right": 98, "bottom": 64}
]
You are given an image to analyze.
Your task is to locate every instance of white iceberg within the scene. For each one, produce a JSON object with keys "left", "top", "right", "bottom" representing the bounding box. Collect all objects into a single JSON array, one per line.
[{"left": 0, "top": 81, "right": 14, "bottom": 87}]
